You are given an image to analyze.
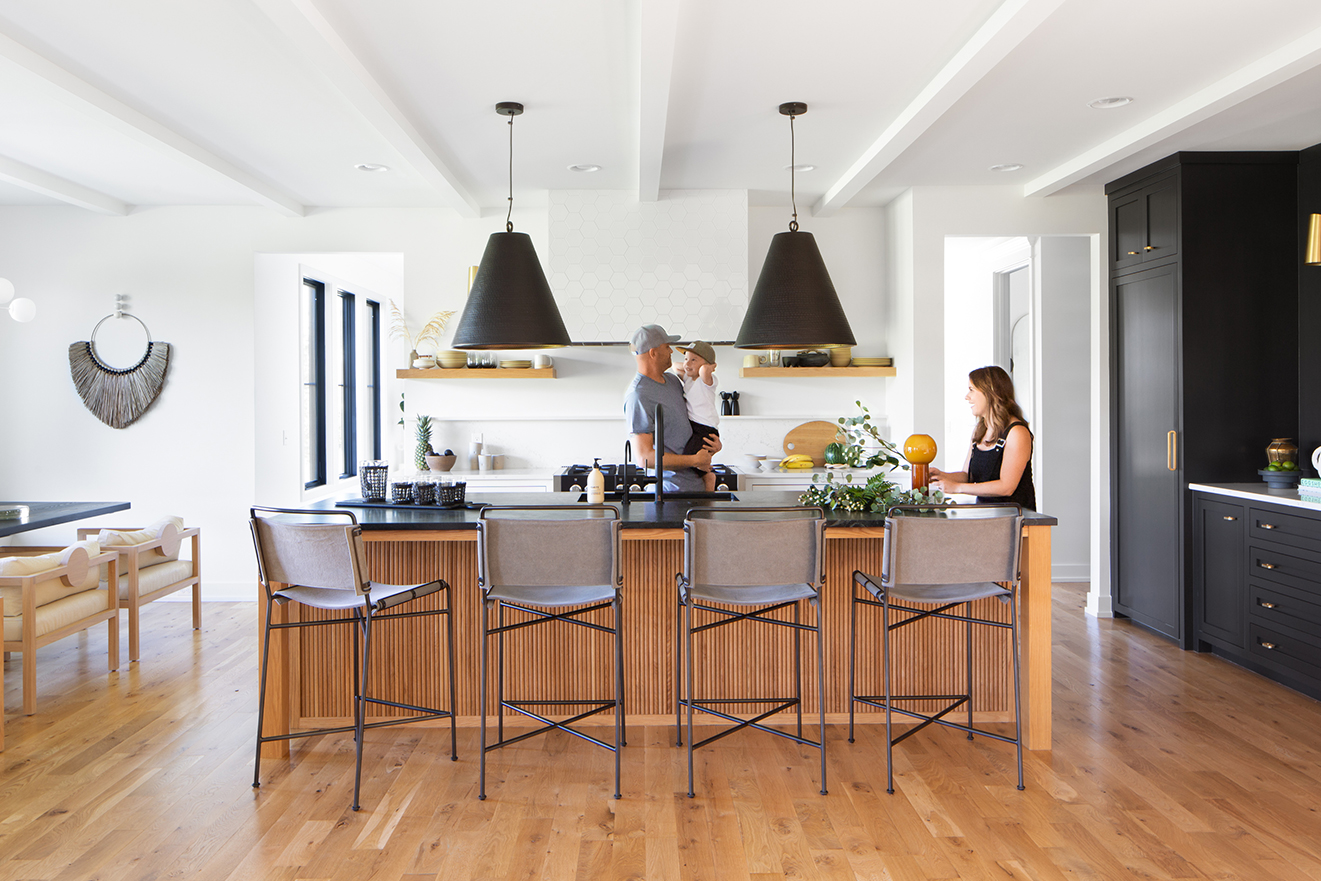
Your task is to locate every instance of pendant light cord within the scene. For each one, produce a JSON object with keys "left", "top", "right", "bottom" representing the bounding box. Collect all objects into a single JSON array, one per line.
[
  {"left": 789, "top": 112, "right": 799, "bottom": 233},
  {"left": 506, "top": 112, "right": 515, "bottom": 233}
]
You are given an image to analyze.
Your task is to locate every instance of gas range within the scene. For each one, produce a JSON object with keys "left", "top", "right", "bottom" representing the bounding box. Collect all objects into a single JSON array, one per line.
[{"left": 554, "top": 463, "right": 738, "bottom": 493}]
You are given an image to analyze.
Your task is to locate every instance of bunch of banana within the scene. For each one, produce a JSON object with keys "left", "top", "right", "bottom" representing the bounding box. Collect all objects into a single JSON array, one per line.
[{"left": 781, "top": 454, "right": 816, "bottom": 469}]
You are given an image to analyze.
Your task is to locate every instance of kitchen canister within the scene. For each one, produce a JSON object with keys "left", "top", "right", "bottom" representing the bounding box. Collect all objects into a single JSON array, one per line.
[{"left": 390, "top": 481, "right": 415, "bottom": 504}]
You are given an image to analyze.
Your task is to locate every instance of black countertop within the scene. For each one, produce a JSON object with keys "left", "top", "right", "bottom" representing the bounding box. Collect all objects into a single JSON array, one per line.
[
  {"left": 317, "top": 491, "right": 1057, "bottom": 530},
  {"left": 0, "top": 500, "right": 131, "bottom": 538}
]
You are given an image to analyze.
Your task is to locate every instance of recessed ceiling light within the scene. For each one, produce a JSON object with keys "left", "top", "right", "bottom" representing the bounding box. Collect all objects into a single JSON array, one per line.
[
  {"left": 568, "top": 164, "right": 602, "bottom": 173},
  {"left": 1088, "top": 96, "right": 1134, "bottom": 109},
  {"left": 989, "top": 163, "right": 1024, "bottom": 172},
  {"left": 784, "top": 163, "right": 816, "bottom": 172},
  {"left": 355, "top": 163, "right": 390, "bottom": 172}
]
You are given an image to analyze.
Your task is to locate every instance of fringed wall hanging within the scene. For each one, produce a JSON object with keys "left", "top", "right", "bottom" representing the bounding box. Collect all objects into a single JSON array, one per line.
[{"left": 68, "top": 306, "right": 171, "bottom": 429}]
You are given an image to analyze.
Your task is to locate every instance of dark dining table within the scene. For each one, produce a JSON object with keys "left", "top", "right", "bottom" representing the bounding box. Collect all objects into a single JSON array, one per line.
[{"left": 0, "top": 501, "right": 131, "bottom": 539}]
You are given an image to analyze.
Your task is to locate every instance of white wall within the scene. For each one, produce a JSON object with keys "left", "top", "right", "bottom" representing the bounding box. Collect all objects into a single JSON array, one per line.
[
  {"left": 1035, "top": 236, "right": 1092, "bottom": 582},
  {"left": 0, "top": 197, "right": 894, "bottom": 601},
  {"left": 885, "top": 186, "right": 1107, "bottom": 588}
]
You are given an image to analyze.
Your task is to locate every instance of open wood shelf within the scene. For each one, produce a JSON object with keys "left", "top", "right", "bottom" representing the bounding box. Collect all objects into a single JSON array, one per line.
[
  {"left": 739, "top": 365, "right": 896, "bottom": 378},
  {"left": 396, "top": 368, "right": 557, "bottom": 379}
]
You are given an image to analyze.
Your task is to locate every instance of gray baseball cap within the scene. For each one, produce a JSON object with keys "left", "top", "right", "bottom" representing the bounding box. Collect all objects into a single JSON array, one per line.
[
  {"left": 675, "top": 340, "right": 716, "bottom": 365},
  {"left": 629, "top": 324, "right": 680, "bottom": 355}
]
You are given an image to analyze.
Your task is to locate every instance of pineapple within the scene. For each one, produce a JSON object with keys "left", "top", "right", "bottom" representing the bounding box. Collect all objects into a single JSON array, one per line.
[{"left": 414, "top": 415, "right": 434, "bottom": 470}]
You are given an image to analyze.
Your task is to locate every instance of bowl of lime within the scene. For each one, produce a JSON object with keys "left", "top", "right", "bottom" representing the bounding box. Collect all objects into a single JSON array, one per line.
[{"left": 1259, "top": 462, "right": 1301, "bottom": 489}]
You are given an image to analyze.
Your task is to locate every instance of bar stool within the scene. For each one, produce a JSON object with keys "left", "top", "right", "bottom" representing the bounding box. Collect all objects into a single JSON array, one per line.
[
  {"left": 676, "top": 506, "right": 827, "bottom": 797},
  {"left": 249, "top": 507, "right": 457, "bottom": 811},
  {"left": 849, "top": 503, "right": 1024, "bottom": 793},
  {"left": 475, "top": 505, "right": 624, "bottom": 800}
]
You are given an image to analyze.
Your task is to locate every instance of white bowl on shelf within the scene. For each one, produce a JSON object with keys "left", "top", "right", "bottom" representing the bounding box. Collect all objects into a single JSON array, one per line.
[{"left": 759, "top": 458, "right": 782, "bottom": 472}]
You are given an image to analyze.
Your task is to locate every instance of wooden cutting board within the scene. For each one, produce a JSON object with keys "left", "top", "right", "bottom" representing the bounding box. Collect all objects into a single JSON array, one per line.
[{"left": 782, "top": 420, "right": 846, "bottom": 465}]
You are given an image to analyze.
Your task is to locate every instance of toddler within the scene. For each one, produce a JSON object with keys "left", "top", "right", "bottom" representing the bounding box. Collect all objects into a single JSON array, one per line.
[{"left": 673, "top": 341, "right": 720, "bottom": 491}]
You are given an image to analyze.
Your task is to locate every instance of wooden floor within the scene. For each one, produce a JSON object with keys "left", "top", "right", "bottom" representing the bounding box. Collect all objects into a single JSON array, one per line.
[{"left": 2, "top": 586, "right": 1321, "bottom": 880}]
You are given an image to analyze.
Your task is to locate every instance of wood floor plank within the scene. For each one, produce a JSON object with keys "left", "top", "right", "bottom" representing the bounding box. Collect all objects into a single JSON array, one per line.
[{"left": 2, "top": 592, "right": 1321, "bottom": 880}]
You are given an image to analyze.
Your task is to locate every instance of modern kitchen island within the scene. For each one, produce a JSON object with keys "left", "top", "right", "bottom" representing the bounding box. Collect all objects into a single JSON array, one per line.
[{"left": 257, "top": 491, "right": 1057, "bottom": 759}]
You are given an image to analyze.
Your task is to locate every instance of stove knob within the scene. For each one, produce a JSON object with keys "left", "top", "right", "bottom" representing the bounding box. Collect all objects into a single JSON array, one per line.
[
  {"left": 629, "top": 483, "right": 642, "bottom": 492},
  {"left": 570, "top": 483, "right": 583, "bottom": 492}
]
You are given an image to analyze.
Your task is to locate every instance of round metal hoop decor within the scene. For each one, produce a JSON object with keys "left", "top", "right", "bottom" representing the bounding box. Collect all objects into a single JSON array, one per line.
[
  {"left": 68, "top": 312, "right": 172, "bottom": 429},
  {"left": 87, "top": 312, "right": 154, "bottom": 373}
]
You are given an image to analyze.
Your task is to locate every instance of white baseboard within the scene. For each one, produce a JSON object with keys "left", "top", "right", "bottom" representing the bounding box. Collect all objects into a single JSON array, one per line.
[
  {"left": 1086, "top": 590, "right": 1114, "bottom": 618},
  {"left": 155, "top": 582, "right": 255, "bottom": 602},
  {"left": 1051, "top": 562, "right": 1089, "bottom": 582}
]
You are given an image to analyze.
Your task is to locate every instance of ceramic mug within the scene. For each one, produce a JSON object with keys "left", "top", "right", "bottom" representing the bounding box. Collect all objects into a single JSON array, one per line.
[{"left": 1313, "top": 445, "right": 1321, "bottom": 474}]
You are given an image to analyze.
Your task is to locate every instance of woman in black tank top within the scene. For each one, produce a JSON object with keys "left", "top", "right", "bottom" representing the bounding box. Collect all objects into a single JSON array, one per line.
[{"left": 929, "top": 365, "right": 1036, "bottom": 510}]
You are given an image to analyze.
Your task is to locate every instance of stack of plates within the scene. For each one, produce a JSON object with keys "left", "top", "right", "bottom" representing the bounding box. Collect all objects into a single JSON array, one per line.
[
  {"left": 852, "top": 356, "right": 893, "bottom": 367},
  {"left": 499, "top": 360, "right": 532, "bottom": 369}
]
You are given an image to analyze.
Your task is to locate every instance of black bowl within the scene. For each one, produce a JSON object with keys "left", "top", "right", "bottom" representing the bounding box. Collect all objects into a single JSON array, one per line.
[{"left": 1258, "top": 468, "right": 1301, "bottom": 488}]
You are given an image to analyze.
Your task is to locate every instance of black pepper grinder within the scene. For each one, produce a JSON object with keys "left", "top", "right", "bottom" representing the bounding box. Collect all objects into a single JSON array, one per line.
[
  {"left": 720, "top": 391, "right": 732, "bottom": 416},
  {"left": 730, "top": 390, "right": 739, "bottom": 415}
]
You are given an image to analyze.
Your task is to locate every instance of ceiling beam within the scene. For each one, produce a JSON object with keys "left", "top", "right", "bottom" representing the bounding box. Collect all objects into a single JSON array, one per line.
[
  {"left": 1025, "top": 25, "right": 1321, "bottom": 197},
  {"left": 637, "top": 0, "right": 680, "bottom": 202},
  {"left": 252, "top": 0, "right": 480, "bottom": 218},
  {"left": 813, "top": 0, "right": 1066, "bottom": 217},
  {"left": 0, "top": 154, "right": 129, "bottom": 215},
  {"left": 0, "top": 27, "right": 305, "bottom": 217}
]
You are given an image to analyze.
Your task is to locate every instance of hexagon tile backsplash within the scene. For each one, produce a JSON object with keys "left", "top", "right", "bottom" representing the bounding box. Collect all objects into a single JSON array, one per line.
[{"left": 548, "top": 190, "right": 748, "bottom": 343}]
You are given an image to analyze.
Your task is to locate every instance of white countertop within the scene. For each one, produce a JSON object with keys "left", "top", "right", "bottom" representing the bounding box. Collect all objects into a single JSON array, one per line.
[{"left": 1189, "top": 482, "right": 1321, "bottom": 512}]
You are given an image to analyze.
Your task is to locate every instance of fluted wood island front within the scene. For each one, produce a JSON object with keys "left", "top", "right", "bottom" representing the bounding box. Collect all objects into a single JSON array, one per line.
[{"left": 258, "top": 491, "right": 1056, "bottom": 756}]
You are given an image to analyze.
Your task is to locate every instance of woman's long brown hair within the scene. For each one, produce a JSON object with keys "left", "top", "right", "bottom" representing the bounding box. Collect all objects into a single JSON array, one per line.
[{"left": 970, "top": 365, "right": 1028, "bottom": 445}]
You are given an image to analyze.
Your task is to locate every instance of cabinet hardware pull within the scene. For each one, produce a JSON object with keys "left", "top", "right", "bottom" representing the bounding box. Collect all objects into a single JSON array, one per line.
[
  {"left": 1258, "top": 562, "right": 1278, "bottom": 569},
  {"left": 1167, "top": 430, "right": 1177, "bottom": 471},
  {"left": 1126, "top": 250, "right": 1140, "bottom": 256},
  {"left": 1259, "top": 601, "right": 1277, "bottom": 609},
  {"left": 1222, "top": 515, "right": 1236, "bottom": 521},
  {"left": 1143, "top": 245, "right": 1156, "bottom": 251},
  {"left": 1260, "top": 640, "right": 1277, "bottom": 650},
  {"left": 1260, "top": 523, "right": 1276, "bottom": 529}
]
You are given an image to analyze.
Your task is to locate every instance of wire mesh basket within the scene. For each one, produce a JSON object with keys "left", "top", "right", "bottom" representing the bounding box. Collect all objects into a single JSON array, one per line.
[
  {"left": 438, "top": 480, "right": 467, "bottom": 506},
  {"left": 413, "top": 478, "right": 437, "bottom": 505},
  {"left": 391, "top": 481, "right": 415, "bottom": 504},
  {"left": 360, "top": 461, "right": 389, "bottom": 501}
]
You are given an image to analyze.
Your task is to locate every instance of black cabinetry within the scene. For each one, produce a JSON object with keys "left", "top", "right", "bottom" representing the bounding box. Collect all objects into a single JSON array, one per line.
[
  {"left": 1193, "top": 491, "right": 1321, "bottom": 699},
  {"left": 1108, "top": 154, "right": 1298, "bottom": 645}
]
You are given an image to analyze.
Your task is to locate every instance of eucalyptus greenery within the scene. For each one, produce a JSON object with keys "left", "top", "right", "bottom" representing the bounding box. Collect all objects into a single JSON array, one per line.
[
  {"left": 836, "top": 400, "right": 907, "bottom": 470},
  {"left": 799, "top": 471, "right": 945, "bottom": 513},
  {"left": 798, "top": 400, "right": 946, "bottom": 512}
]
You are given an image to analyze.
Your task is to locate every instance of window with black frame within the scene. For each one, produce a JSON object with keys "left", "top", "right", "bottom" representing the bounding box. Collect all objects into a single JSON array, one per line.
[{"left": 301, "top": 276, "right": 382, "bottom": 491}]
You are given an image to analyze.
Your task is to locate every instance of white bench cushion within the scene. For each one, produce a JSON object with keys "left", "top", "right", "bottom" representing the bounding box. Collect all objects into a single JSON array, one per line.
[{"left": 0, "top": 540, "right": 102, "bottom": 613}]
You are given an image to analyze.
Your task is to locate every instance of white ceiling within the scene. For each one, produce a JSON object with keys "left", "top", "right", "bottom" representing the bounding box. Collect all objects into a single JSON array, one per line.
[{"left": 2, "top": 0, "right": 1321, "bottom": 217}]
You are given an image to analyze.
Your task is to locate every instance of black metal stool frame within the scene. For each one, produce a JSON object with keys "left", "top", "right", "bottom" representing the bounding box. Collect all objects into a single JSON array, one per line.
[
  {"left": 847, "top": 502, "right": 1024, "bottom": 794},
  {"left": 477, "top": 506, "right": 625, "bottom": 800},
  {"left": 676, "top": 506, "right": 828, "bottom": 798},
  {"left": 251, "top": 507, "right": 458, "bottom": 812}
]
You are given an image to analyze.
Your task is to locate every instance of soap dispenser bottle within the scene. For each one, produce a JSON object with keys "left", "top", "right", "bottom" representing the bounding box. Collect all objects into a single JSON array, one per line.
[{"left": 587, "top": 457, "right": 606, "bottom": 504}]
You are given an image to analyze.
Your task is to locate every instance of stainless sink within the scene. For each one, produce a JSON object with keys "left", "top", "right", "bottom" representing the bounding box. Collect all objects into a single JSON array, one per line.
[{"left": 577, "top": 491, "right": 738, "bottom": 502}]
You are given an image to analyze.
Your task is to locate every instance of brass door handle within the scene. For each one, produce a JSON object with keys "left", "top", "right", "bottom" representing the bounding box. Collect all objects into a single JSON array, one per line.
[
  {"left": 1260, "top": 640, "right": 1277, "bottom": 650},
  {"left": 1259, "top": 601, "right": 1277, "bottom": 609},
  {"left": 1222, "top": 515, "right": 1237, "bottom": 521},
  {"left": 1259, "top": 562, "right": 1278, "bottom": 570},
  {"left": 1143, "top": 245, "right": 1156, "bottom": 251},
  {"left": 1126, "top": 250, "right": 1140, "bottom": 256},
  {"left": 1167, "top": 430, "right": 1177, "bottom": 471},
  {"left": 1261, "top": 523, "right": 1276, "bottom": 529}
]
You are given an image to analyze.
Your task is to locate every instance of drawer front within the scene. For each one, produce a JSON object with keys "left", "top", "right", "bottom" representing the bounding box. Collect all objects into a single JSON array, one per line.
[
  {"left": 1248, "top": 506, "right": 1321, "bottom": 555},
  {"left": 1248, "top": 621, "right": 1321, "bottom": 683},
  {"left": 1246, "top": 543, "right": 1321, "bottom": 600},
  {"left": 1248, "top": 582, "right": 1321, "bottom": 634}
]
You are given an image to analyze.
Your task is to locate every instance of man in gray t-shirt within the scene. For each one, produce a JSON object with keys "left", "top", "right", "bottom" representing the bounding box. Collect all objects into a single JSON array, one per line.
[{"left": 624, "top": 324, "right": 720, "bottom": 492}]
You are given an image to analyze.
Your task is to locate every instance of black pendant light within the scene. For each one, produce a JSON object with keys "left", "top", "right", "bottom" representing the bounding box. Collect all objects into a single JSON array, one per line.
[
  {"left": 736, "top": 103, "right": 856, "bottom": 350},
  {"left": 452, "top": 102, "right": 570, "bottom": 350}
]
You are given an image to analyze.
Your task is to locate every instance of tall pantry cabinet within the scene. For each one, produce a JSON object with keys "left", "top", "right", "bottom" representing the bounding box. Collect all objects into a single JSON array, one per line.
[{"left": 1107, "top": 153, "right": 1298, "bottom": 645}]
